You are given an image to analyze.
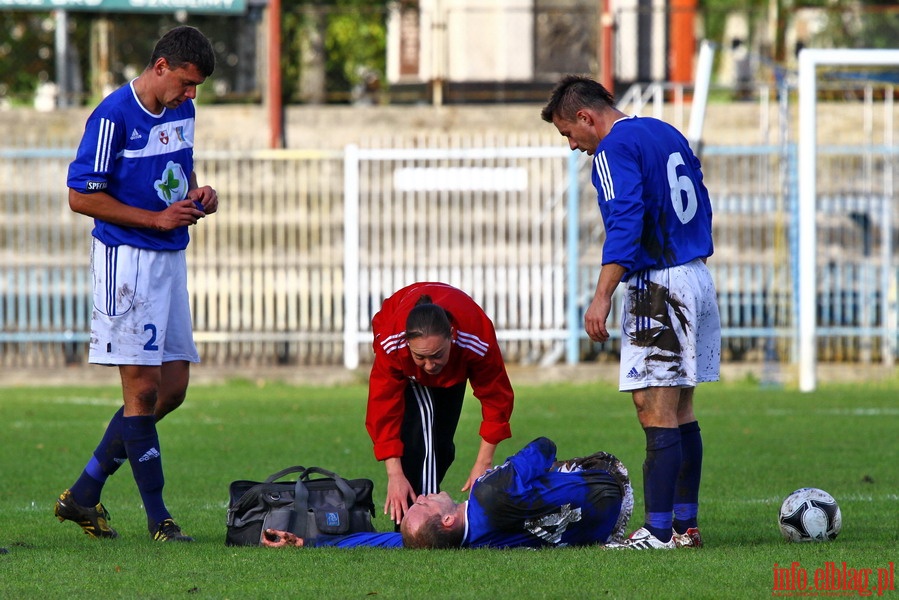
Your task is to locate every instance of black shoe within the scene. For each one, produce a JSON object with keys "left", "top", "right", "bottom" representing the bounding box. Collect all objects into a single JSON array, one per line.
[
  {"left": 151, "top": 519, "right": 194, "bottom": 542},
  {"left": 55, "top": 489, "right": 118, "bottom": 539}
]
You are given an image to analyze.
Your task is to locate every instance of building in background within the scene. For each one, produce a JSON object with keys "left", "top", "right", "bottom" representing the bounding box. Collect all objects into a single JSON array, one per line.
[
  {"left": 2, "top": 0, "right": 897, "bottom": 108},
  {"left": 384, "top": 0, "right": 694, "bottom": 104}
]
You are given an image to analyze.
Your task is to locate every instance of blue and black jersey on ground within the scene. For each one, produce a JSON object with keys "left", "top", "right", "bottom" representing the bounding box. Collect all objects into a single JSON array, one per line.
[{"left": 310, "top": 437, "right": 630, "bottom": 549}]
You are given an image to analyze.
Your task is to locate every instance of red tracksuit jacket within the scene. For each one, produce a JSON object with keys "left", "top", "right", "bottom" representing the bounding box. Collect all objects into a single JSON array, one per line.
[{"left": 366, "top": 282, "right": 514, "bottom": 461}]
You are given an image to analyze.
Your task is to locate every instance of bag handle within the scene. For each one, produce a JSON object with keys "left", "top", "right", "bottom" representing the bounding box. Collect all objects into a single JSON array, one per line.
[
  {"left": 264, "top": 466, "right": 312, "bottom": 538},
  {"left": 263, "top": 466, "right": 307, "bottom": 483},
  {"left": 291, "top": 476, "right": 309, "bottom": 538},
  {"left": 289, "top": 467, "right": 359, "bottom": 538},
  {"left": 300, "top": 466, "right": 358, "bottom": 507},
  {"left": 227, "top": 466, "right": 307, "bottom": 516}
]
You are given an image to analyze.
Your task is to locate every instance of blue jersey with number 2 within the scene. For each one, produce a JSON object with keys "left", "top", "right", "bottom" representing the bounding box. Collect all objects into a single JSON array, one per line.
[
  {"left": 592, "top": 116, "right": 714, "bottom": 280},
  {"left": 67, "top": 80, "right": 196, "bottom": 251}
]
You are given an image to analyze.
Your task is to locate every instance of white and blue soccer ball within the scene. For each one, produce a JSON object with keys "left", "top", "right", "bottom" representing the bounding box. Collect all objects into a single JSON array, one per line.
[{"left": 778, "top": 487, "right": 842, "bottom": 542}]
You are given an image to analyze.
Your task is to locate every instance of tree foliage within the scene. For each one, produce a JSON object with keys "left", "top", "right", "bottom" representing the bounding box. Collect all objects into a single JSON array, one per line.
[
  {"left": 700, "top": 0, "right": 899, "bottom": 66},
  {"left": 810, "top": 2, "right": 899, "bottom": 49},
  {"left": 281, "top": 0, "right": 388, "bottom": 103},
  {"left": 325, "top": 3, "right": 387, "bottom": 100},
  {"left": 0, "top": 12, "right": 256, "bottom": 105},
  {"left": 0, "top": 12, "right": 88, "bottom": 104},
  {"left": 1, "top": 1, "right": 388, "bottom": 106},
  {"left": 701, "top": 0, "right": 768, "bottom": 50}
]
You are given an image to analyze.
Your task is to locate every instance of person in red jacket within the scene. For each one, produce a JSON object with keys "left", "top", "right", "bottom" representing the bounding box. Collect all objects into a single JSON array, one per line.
[{"left": 367, "top": 282, "right": 514, "bottom": 526}]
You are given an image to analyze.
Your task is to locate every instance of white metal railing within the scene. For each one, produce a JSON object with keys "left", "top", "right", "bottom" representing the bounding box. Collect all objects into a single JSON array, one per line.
[
  {"left": 341, "top": 144, "right": 575, "bottom": 369},
  {"left": 2, "top": 134, "right": 898, "bottom": 373}
]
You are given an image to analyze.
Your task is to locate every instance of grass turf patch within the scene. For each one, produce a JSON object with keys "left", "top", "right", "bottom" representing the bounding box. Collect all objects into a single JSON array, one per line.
[{"left": 1, "top": 378, "right": 897, "bottom": 598}]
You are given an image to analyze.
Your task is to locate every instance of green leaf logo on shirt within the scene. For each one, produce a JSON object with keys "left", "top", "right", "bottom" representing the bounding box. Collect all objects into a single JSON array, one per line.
[{"left": 154, "top": 161, "right": 189, "bottom": 206}]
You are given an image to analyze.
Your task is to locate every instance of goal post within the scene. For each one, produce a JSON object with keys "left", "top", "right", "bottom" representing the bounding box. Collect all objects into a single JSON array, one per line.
[{"left": 797, "top": 48, "right": 899, "bottom": 392}]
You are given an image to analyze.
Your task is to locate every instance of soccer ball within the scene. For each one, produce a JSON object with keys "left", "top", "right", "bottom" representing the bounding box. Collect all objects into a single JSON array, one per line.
[{"left": 778, "top": 487, "right": 841, "bottom": 542}]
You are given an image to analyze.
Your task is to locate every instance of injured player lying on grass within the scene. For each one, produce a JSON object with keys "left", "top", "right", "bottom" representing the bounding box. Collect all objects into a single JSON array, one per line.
[{"left": 262, "top": 437, "right": 635, "bottom": 550}]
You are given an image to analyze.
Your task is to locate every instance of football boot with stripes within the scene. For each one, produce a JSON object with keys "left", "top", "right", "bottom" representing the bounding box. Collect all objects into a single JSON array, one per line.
[
  {"left": 151, "top": 519, "right": 194, "bottom": 542},
  {"left": 54, "top": 489, "right": 118, "bottom": 539},
  {"left": 604, "top": 526, "right": 676, "bottom": 550}
]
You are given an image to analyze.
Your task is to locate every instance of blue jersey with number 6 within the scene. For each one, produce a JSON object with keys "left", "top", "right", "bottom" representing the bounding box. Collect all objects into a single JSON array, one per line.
[{"left": 591, "top": 116, "right": 713, "bottom": 280}]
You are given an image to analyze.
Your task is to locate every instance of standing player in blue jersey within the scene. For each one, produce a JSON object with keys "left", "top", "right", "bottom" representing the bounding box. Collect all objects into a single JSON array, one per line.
[
  {"left": 261, "top": 437, "right": 633, "bottom": 550},
  {"left": 540, "top": 76, "right": 721, "bottom": 550},
  {"left": 55, "top": 26, "right": 217, "bottom": 542}
]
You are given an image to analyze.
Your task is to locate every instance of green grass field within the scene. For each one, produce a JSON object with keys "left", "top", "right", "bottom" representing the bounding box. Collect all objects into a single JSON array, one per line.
[{"left": 1, "top": 377, "right": 897, "bottom": 599}]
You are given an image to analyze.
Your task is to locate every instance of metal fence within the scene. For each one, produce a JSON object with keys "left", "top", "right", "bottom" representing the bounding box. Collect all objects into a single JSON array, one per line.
[{"left": 2, "top": 133, "right": 897, "bottom": 371}]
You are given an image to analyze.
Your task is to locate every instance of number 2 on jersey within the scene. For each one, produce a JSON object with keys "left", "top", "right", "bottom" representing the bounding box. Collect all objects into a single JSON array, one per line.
[{"left": 144, "top": 323, "right": 159, "bottom": 351}]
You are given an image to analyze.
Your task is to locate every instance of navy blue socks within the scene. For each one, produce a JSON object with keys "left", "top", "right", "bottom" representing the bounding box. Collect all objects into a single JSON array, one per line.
[
  {"left": 70, "top": 407, "right": 127, "bottom": 506},
  {"left": 69, "top": 408, "right": 173, "bottom": 530},
  {"left": 642, "top": 426, "right": 682, "bottom": 542},
  {"left": 122, "top": 415, "right": 171, "bottom": 528},
  {"left": 673, "top": 420, "right": 703, "bottom": 533}
]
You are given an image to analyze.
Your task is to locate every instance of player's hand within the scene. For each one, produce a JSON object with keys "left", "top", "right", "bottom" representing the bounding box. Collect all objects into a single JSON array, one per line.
[
  {"left": 384, "top": 474, "right": 416, "bottom": 525},
  {"left": 584, "top": 295, "right": 611, "bottom": 343},
  {"left": 152, "top": 198, "right": 206, "bottom": 231},
  {"left": 188, "top": 185, "right": 218, "bottom": 215},
  {"left": 261, "top": 528, "right": 304, "bottom": 548}
]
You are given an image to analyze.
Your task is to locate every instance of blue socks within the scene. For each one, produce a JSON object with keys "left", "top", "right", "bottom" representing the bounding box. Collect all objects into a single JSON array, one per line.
[
  {"left": 641, "top": 421, "right": 704, "bottom": 541},
  {"left": 673, "top": 420, "right": 703, "bottom": 533},
  {"left": 122, "top": 415, "right": 171, "bottom": 528},
  {"left": 70, "top": 407, "right": 127, "bottom": 506},
  {"left": 642, "top": 426, "right": 682, "bottom": 542},
  {"left": 69, "top": 408, "right": 172, "bottom": 530}
]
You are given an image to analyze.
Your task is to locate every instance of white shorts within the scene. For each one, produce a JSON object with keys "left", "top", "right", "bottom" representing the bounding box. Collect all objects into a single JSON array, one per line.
[
  {"left": 89, "top": 238, "right": 200, "bottom": 366},
  {"left": 619, "top": 259, "right": 720, "bottom": 391}
]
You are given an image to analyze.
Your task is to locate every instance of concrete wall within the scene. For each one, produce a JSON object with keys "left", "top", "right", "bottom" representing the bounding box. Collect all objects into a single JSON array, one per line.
[{"left": 0, "top": 100, "right": 892, "bottom": 150}]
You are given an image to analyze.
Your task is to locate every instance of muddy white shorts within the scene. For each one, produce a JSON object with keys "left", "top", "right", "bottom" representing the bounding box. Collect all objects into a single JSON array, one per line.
[
  {"left": 89, "top": 238, "right": 200, "bottom": 366},
  {"left": 618, "top": 258, "right": 720, "bottom": 391}
]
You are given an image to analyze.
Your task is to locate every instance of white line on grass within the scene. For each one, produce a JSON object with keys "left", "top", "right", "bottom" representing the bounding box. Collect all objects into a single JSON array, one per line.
[
  {"left": 46, "top": 397, "right": 122, "bottom": 407},
  {"left": 718, "top": 493, "right": 899, "bottom": 505},
  {"left": 765, "top": 408, "right": 899, "bottom": 417}
]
